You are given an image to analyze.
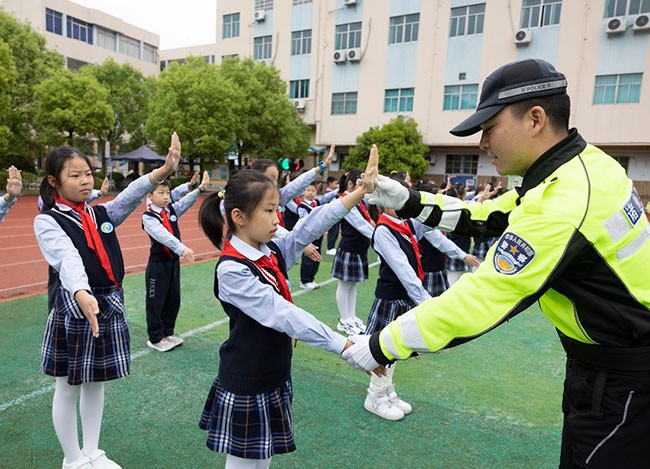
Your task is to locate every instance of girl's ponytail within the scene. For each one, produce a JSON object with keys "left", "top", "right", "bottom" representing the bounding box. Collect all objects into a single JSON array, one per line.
[{"left": 198, "top": 192, "right": 227, "bottom": 250}]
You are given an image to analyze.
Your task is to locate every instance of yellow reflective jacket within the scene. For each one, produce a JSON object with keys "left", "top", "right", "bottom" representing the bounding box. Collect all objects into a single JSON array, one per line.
[{"left": 373, "top": 130, "right": 650, "bottom": 362}]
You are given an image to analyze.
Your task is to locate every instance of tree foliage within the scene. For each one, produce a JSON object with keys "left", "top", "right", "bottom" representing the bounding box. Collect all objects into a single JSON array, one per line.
[
  {"left": 0, "top": 10, "right": 64, "bottom": 169},
  {"left": 219, "top": 57, "right": 311, "bottom": 162},
  {"left": 146, "top": 57, "right": 240, "bottom": 168},
  {"left": 33, "top": 68, "right": 114, "bottom": 148},
  {"left": 0, "top": 40, "right": 17, "bottom": 156},
  {"left": 345, "top": 116, "right": 429, "bottom": 179},
  {"left": 82, "top": 59, "right": 151, "bottom": 167}
]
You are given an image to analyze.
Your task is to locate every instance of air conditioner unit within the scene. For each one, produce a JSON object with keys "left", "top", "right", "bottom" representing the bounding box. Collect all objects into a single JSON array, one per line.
[
  {"left": 344, "top": 0, "right": 357, "bottom": 5},
  {"left": 347, "top": 48, "right": 361, "bottom": 61},
  {"left": 606, "top": 17, "right": 626, "bottom": 34},
  {"left": 514, "top": 29, "right": 532, "bottom": 45},
  {"left": 333, "top": 50, "right": 346, "bottom": 63},
  {"left": 254, "top": 10, "right": 266, "bottom": 22},
  {"left": 633, "top": 14, "right": 650, "bottom": 31},
  {"left": 293, "top": 98, "right": 306, "bottom": 111}
]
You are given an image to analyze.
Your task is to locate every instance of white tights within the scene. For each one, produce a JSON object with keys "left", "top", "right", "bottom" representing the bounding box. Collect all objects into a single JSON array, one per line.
[
  {"left": 225, "top": 454, "right": 271, "bottom": 469},
  {"left": 52, "top": 377, "right": 104, "bottom": 463},
  {"left": 335, "top": 280, "right": 357, "bottom": 321},
  {"left": 369, "top": 363, "right": 396, "bottom": 392}
]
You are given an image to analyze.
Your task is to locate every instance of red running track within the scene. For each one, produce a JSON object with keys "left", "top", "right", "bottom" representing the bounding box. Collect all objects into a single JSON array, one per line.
[{"left": 0, "top": 195, "right": 220, "bottom": 302}]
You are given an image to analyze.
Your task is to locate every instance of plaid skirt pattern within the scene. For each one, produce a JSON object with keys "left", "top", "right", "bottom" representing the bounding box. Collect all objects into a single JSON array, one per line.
[
  {"left": 471, "top": 237, "right": 497, "bottom": 260},
  {"left": 447, "top": 257, "right": 472, "bottom": 272},
  {"left": 40, "top": 285, "right": 130, "bottom": 385},
  {"left": 199, "top": 378, "right": 296, "bottom": 459},
  {"left": 331, "top": 249, "right": 368, "bottom": 283},
  {"left": 365, "top": 297, "right": 417, "bottom": 335},
  {"left": 423, "top": 271, "right": 450, "bottom": 298}
]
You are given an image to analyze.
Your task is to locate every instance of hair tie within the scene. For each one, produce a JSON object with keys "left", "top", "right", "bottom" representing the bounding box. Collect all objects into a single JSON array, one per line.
[{"left": 217, "top": 189, "right": 226, "bottom": 199}]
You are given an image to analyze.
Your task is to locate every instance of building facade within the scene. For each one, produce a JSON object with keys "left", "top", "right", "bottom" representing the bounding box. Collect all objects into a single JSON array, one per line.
[
  {"left": 202, "top": 0, "right": 650, "bottom": 193},
  {"left": 1, "top": 0, "right": 160, "bottom": 76}
]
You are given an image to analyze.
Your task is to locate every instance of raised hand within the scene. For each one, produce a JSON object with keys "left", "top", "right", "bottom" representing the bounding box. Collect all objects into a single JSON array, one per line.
[
  {"left": 200, "top": 170, "right": 210, "bottom": 192},
  {"left": 74, "top": 290, "right": 100, "bottom": 338},
  {"left": 189, "top": 171, "right": 200, "bottom": 190},
  {"left": 5, "top": 166, "right": 22, "bottom": 201},
  {"left": 361, "top": 144, "right": 378, "bottom": 194},
  {"left": 99, "top": 177, "right": 110, "bottom": 196},
  {"left": 366, "top": 174, "right": 410, "bottom": 210}
]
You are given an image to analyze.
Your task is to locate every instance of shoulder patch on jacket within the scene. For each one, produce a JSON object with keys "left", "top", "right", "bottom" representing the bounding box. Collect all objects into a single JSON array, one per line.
[{"left": 493, "top": 232, "right": 536, "bottom": 275}]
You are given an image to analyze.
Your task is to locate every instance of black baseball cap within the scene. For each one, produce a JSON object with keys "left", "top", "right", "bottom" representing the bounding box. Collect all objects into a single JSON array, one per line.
[{"left": 450, "top": 58, "right": 568, "bottom": 137}]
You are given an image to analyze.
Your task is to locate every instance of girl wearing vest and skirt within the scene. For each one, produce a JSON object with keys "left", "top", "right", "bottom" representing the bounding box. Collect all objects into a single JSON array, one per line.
[{"left": 34, "top": 134, "right": 181, "bottom": 469}]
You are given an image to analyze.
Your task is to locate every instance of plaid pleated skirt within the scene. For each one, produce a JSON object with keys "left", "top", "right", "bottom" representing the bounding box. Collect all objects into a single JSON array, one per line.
[
  {"left": 447, "top": 257, "right": 472, "bottom": 272},
  {"left": 366, "top": 297, "right": 417, "bottom": 335},
  {"left": 40, "top": 285, "right": 130, "bottom": 385},
  {"left": 471, "top": 237, "right": 497, "bottom": 260},
  {"left": 423, "top": 271, "right": 450, "bottom": 298},
  {"left": 199, "top": 378, "right": 296, "bottom": 459},
  {"left": 331, "top": 249, "right": 368, "bottom": 283}
]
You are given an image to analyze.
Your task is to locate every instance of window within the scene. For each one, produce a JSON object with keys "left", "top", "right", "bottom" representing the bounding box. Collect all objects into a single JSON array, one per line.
[
  {"left": 384, "top": 88, "right": 415, "bottom": 112},
  {"left": 66, "top": 57, "right": 89, "bottom": 72},
  {"left": 97, "top": 27, "right": 116, "bottom": 51},
  {"left": 331, "top": 92, "right": 358, "bottom": 115},
  {"left": 613, "top": 156, "right": 630, "bottom": 172},
  {"left": 446, "top": 155, "right": 479, "bottom": 175},
  {"left": 605, "top": 0, "right": 650, "bottom": 17},
  {"left": 293, "top": 0, "right": 313, "bottom": 4},
  {"left": 255, "top": 0, "right": 273, "bottom": 10},
  {"left": 45, "top": 8, "right": 63, "bottom": 35},
  {"left": 389, "top": 14, "right": 420, "bottom": 44},
  {"left": 593, "top": 74, "right": 642, "bottom": 104},
  {"left": 450, "top": 3, "right": 485, "bottom": 37},
  {"left": 290, "top": 79, "right": 310, "bottom": 99},
  {"left": 222, "top": 54, "right": 240, "bottom": 60},
  {"left": 254, "top": 35, "right": 273, "bottom": 60},
  {"left": 335, "top": 22, "right": 362, "bottom": 50},
  {"left": 143, "top": 43, "right": 157, "bottom": 63},
  {"left": 223, "top": 13, "right": 240, "bottom": 39},
  {"left": 291, "top": 29, "right": 312, "bottom": 55},
  {"left": 120, "top": 35, "right": 140, "bottom": 59},
  {"left": 66, "top": 16, "right": 93, "bottom": 44},
  {"left": 520, "top": 0, "right": 562, "bottom": 29},
  {"left": 443, "top": 84, "right": 479, "bottom": 110}
]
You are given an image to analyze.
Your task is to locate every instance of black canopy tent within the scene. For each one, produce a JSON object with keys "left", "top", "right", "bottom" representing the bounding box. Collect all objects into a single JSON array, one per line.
[{"left": 110, "top": 145, "right": 167, "bottom": 163}]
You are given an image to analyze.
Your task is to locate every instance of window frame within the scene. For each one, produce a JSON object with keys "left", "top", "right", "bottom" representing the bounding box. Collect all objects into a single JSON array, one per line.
[
  {"left": 335, "top": 22, "right": 362, "bottom": 50},
  {"left": 384, "top": 88, "right": 415, "bottom": 113},
  {"left": 450, "top": 3, "right": 485, "bottom": 37},
  {"left": 389, "top": 13, "right": 420, "bottom": 44},
  {"left": 253, "top": 35, "right": 273, "bottom": 60},
  {"left": 520, "top": 0, "right": 563, "bottom": 29},
  {"left": 291, "top": 29, "right": 312, "bottom": 55},
  {"left": 66, "top": 16, "right": 93, "bottom": 44},
  {"left": 593, "top": 73, "right": 643, "bottom": 104},
  {"left": 223, "top": 13, "right": 241, "bottom": 39},
  {"left": 45, "top": 8, "right": 63, "bottom": 35},
  {"left": 289, "top": 79, "right": 310, "bottom": 99},
  {"left": 255, "top": 0, "right": 274, "bottom": 11},
  {"left": 443, "top": 84, "right": 479, "bottom": 110},
  {"left": 331, "top": 92, "right": 358, "bottom": 115},
  {"left": 445, "top": 154, "right": 479, "bottom": 175}
]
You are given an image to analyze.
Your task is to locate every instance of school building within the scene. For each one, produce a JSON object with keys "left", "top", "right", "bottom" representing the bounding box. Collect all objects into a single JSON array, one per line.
[{"left": 1, "top": 0, "right": 160, "bottom": 76}]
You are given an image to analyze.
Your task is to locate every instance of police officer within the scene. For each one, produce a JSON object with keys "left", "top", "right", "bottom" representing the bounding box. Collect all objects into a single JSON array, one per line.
[{"left": 343, "top": 58, "right": 650, "bottom": 467}]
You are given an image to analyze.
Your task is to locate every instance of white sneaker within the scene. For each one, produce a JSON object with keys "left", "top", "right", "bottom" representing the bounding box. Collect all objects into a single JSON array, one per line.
[
  {"left": 386, "top": 384, "right": 412, "bottom": 415},
  {"left": 336, "top": 319, "right": 358, "bottom": 335},
  {"left": 166, "top": 335, "right": 184, "bottom": 346},
  {"left": 364, "top": 389, "right": 404, "bottom": 421},
  {"left": 299, "top": 282, "right": 319, "bottom": 290},
  {"left": 146, "top": 338, "right": 176, "bottom": 352},
  {"left": 351, "top": 317, "right": 366, "bottom": 334},
  {"left": 326, "top": 248, "right": 337, "bottom": 255},
  {"left": 86, "top": 450, "right": 122, "bottom": 469},
  {"left": 62, "top": 456, "right": 93, "bottom": 469}
]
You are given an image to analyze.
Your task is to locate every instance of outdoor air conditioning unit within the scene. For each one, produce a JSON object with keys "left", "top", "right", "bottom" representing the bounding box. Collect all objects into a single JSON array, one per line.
[
  {"left": 606, "top": 17, "right": 626, "bottom": 34},
  {"left": 293, "top": 99, "right": 306, "bottom": 111},
  {"left": 514, "top": 29, "right": 532, "bottom": 45},
  {"left": 344, "top": 0, "right": 357, "bottom": 6},
  {"left": 633, "top": 14, "right": 650, "bottom": 31},
  {"left": 254, "top": 10, "right": 266, "bottom": 22},
  {"left": 333, "top": 50, "right": 346, "bottom": 63},
  {"left": 347, "top": 48, "right": 361, "bottom": 61}
]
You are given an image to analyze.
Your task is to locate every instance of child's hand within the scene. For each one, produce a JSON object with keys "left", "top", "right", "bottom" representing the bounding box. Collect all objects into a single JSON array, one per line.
[
  {"left": 181, "top": 248, "right": 195, "bottom": 263},
  {"left": 361, "top": 144, "right": 379, "bottom": 194},
  {"left": 99, "top": 177, "right": 109, "bottom": 196},
  {"left": 200, "top": 170, "right": 210, "bottom": 192},
  {"left": 163, "top": 132, "right": 181, "bottom": 175},
  {"left": 463, "top": 254, "right": 480, "bottom": 267},
  {"left": 74, "top": 290, "right": 100, "bottom": 338},
  {"left": 323, "top": 144, "right": 335, "bottom": 168},
  {"left": 5, "top": 166, "right": 22, "bottom": 201},
  {"left": 189, "top": 171, "right": 200, "bottom": 189},
  {"left": 303, "top": 243, "right": 321, "bottom": 262}
]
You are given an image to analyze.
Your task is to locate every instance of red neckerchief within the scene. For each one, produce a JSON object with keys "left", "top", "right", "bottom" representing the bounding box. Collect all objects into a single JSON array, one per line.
[
  {"left": 277, "top": 210, "right": 284, "bottom": 228},
  {"left": 377, "top": 214, "right": 424, "bottom": 281},
  {"left": 220, "top": 239, "right": 293, "bottom": 303},
  {"left": 55, "top": 196, "right": 119, "bottom": 287},
  {"left": 158, "top": 208, "right": 175, "bottom": 257}
]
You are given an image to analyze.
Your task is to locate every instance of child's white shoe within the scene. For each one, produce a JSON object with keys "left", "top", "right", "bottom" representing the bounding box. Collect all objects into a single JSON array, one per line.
[
  {"left": 62, "top": 456, "right": 93, "bottom": 469},
  {"left": 386, "top": 384, "right": 412, "bottom": 415},
  {"left": 84, "top": 450, "right": 122, "bottom": 469},
  {"left": 364, "top": 389, "right": 404, "bottom": 421}
]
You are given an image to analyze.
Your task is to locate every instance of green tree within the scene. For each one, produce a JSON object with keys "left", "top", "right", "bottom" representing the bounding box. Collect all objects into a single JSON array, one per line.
[
  {"left": 146, "top": 57, "right": 239, "bottom": 169},
  {"left": 345, "top": 116, "right": 429, "bottom": 179},
  {"left": 33, "top": 68, "right": 114, "bottom": 150},
  {"left": 0, "top": 40, "right": 17, "bottom": 156},
  {"left": 81, "top": 59, "right": 151, "bottom": 171},
  {"left": 219, "top": 57, "right": 311, "bottom": 163},
  {"left": 0, "top": 10, "right": 64, "bottom": 169}
]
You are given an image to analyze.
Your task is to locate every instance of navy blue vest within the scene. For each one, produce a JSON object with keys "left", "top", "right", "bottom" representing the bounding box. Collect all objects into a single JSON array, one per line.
[
  {"left": 44, "top": 205, "right": 125, "bottom": 289},
  {"left": 372, "top": 220, "right": 420, "bottom": 300},
  {"left": 214, "top": 241, "right": 293, "bottom": 394},
  {"left": 420, "top": 237, "right": 447, "bottom": 273},
  {"left": 338, "top": 204, "right": 371, "bottom": 254},
  {"left": 142, "top": 205, "right": 181, "bottom": 261}
]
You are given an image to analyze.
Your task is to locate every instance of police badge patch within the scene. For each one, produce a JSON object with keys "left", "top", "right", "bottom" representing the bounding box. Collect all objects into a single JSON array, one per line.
[{"left": 493, "top": 232, "right": 536, "bottom": 275}]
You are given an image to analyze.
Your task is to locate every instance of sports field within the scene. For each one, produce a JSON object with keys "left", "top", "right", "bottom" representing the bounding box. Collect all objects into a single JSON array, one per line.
[{"left": 0, "top": 250, "right": 564, "bottom": 468}]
